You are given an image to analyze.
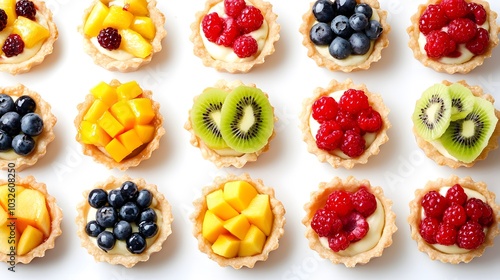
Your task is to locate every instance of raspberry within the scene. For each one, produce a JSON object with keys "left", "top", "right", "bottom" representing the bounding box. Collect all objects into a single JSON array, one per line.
[
  {"left": 447, "top": 18, "right": 477, "bottom": 44},
  {"left": 216, "top": 17, "right": 241, "bottom": 47},
  {"left": 467, "top": 2, "right": 487, "bottom": 25},
  {"left": 441, "top": 0, "right": 469, "bottom": 20},
  {"left": 339, "top": 89, "right": 370, "bottom": 115},
  {"left": 351, "top": 187, "right": 377, "bottom": 217},
  {"left": 315, "top": 121, "right": 343, "bottom": 151},
  {"left": 233, "top": 35, "right": 258, "bottom": 58},
  {"left": 311, "top": 208, "right": 343, "bottom": 237},
  {"left": 419, "top": 4, "right": 448, "bottom": 35},
  {"left": 457, "top": 220, "right": 485, "bottom": 249},
  {"left": 97, "top": 27, "right": 122, "bottom": 50},
  {"left": 442, "top": 204, "right": 467, "bottom": 227},
  {"left": 202, "top": 12, "right": 224, "bottom": 43},
  {"left": 357, "top": 107, "right": 382, "bottom": 133},
  {"left": 445, "top": 184, "right": 467, "bottom": 206},
  {"left": 335, "top": 109, "right": 362, "bottom": 134},
  {"left": 224, "top": 0, "right": 246, "bottom": 17},
  {"left": 424, "top": 30, "right": 456, "bottom": 59},
  {"left": 340, "top": 130, "right": 365, "bottom": 158},
  {"left": 2, "top": 34, "right": 24, "bottom": 57},
  {"left": 342, "top": 212, "right": 369, "bottom": 242},
  {"left": 15, "top": 0, "right": 36, "bottom": 21},
  {"left": 236, "top": 5, "right": 264, "bottom": 34},
  {"left": 328, "top": 231, "right": 350, "bottom": 252},
  {"left": 421, "top": 191, "right": 448, "bottom": 219},
  {"left": 419, "top": 216, "right": 439, "bottom": 244},
  {"left": 435, "top": 222, "right": 457, "bottom": 246},
  {"left": 465, "top": 198, "right": 485, "bottom": 222},
  {"left": 312, "top": 96, "right": 338, "bottom": 123},
  {"left": 466, "top": 27, "right": 489, "bottom": 55},
  {"left": 326, "top": 190, "right": 353, "bottom": 216},
  {"left": 0, "top": 9, "right": 7, "bottom": 31},
  {"left": 479, "top": 203, "right": 494, "bottom": 227}
]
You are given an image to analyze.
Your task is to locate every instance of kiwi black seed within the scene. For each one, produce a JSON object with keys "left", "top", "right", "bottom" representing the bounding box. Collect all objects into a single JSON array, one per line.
[{"left": 448, "top": 83, "right": 474, "bottom": 121}]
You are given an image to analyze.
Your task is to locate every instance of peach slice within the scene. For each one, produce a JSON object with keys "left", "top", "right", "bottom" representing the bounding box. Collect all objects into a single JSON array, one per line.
[
  {"left": 12, "top": 16, "right": 50, "bottom": 48},
  {"left": 0, "top": 184, "right": 25, "bottom": 213},
  {"left": 119, "top": 28, "right": 152, "bottom": 58},
  {"left": 17, "top": 225, "right": 44, "bottom": 256},
  {"left": 0, "top": 222, "right": 18, "bottom": 254},
  {"left": 15, "top": 189, "right": 51, "bottom": 238}
]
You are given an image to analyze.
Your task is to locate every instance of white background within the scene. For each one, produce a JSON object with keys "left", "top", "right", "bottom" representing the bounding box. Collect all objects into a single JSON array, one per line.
[{"left": 2, "top": 0, "right": 500, "bottom": 279}]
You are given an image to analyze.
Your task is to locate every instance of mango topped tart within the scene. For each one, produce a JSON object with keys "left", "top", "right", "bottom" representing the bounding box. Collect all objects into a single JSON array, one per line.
[
  {"left": 75, "top": 79, "right": 165, "bottom": 170},
  {"left": 191, "top": 173, "right": 285, "bottom": 268}
]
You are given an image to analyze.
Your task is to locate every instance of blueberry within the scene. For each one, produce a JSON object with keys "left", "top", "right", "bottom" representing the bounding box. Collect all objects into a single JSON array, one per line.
[
  {"left": 119, "top": 202, "right": 140, "bottom": 222},
  {"left": 126, "top": 233, "right": 146, "bottom": 254},
  {"left": 120, "top": 181, "right": 138, "bottom": 201},
  {"left": 0, "top": 111, "right": 21, "bottom": 136},
  {"left": 349, "top": 32, "right": 371, "bottom": 55},
  {"left": 354, "top": 3, "right": 372, "bottom": 19},
  {"left": 329, "top": 36, "right": 352, "bottom": 59},
  {"left": 85, "top": 220, "right": 105, "bottom": 237},
  {"left": 335, "top": 0, "right": 356, "bottom": 16},
  {"left": 349, "top": 13, "right": 369, "bottom": 31},
  {"left": 0, "top": 130, "right": 12, "bottom": 151},
  {"left": 88, "top": 189, "right": 108, "bottom": 208},
  {"left": 20, "top": 113, "right": 43, "bottom": 136},
  {"left": 108, "top": 189, "right": 126, "bottom": 208},
  {"left": 365, "top": 20, "right": 383, "bottom": 40},
  {"left": 137, "top": 208, "right": 157, "bottom": 224},
  {"left": 139, "top": 221, "right": 158, "bottom": 238},
  {"left": 12, "top": 134, "right": 35, "bottom": 156},
  {"left": 309, "top": 22, "right": 335, "bottom": 46},
  {"left": 0, "top": 94, "right": 14, "bottom": 117},
  {"left": 96, "top": 206, "right": 118, "bottom": 228},
  {"left": 97, "top": 231, "right": 115, "bottom": 252},
  {"left": 136, "top": 189, "right": 152, "bottom": 209},
  {"left": 113, "top": 220, "right": 132, "bottom": 240},
  {"left": 330, "top": 15, "right": 353, "bottom": 38},
  {"left": 312, "top": 0, "right": 336, "bottom": 23},
  {"left": 14, "top": 95, "right": 36, "bottom": 116}
]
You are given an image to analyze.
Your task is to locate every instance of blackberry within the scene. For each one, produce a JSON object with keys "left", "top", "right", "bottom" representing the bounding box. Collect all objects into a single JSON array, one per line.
[
  {"left": 97, "top": 27, "right": 121, "bottom": 50},
  {"left": 16, "top": 0, "right": 36, "bottom": 21},
  {"left": 2, "top": 34, "right": 25, "bottom": 57},
  {"left": 0, "top": 9, "right": 7, "bottom": 31}
]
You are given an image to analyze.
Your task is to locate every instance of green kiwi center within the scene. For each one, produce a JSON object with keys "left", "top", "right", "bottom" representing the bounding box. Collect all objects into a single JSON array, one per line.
[
  {"left": 232, "top": 97, "right": 261, "bottom": 139},
  {"left": 422, "top": 95, "right": 447, "bottom": 129}
]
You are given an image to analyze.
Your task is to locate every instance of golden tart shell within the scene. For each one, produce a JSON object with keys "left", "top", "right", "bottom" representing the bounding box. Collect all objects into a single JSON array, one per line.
[
  {"left": 190, "top": 0, "right": 280, "bottom": 73},
  {"left": 75, "top": 175, "right": 173, "bottom": 268},
  {"left": 412, "top": 80, "right": 500, "bottom": 168},
  {"left": 0, "top": 175, "right": 63, "bottom": 264},
  {"left": 191, "top": 173, "right": 286, "bottom": 269},
  {"left": 299, "top": 79, "right": 390, "bottom": 169},
  {"left": 74, "top": 79, "right": 165, "bottom": 171},
  {"left": 408, "top": 175, "right": 500, "bottom": 264},
  {"left": 407, "top": 0, "right": 499, "bottom": 74},
  {"left": 302, "top": 176, "right": 397, "bottom": 267}
]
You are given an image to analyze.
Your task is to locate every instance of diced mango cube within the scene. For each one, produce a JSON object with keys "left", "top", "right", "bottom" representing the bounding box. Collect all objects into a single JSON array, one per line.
[
  {"left": 0, "top": 184, "right": 25, "bottom": 211},
  {"left": 102, "top": 5, "right": 134, "bottom": 29},
  {"left": 91, "top": 81, "right": 118, "bottom": 106},
  {"left": 241, "top": 194, "right": 273, "bottom": 236},
  {"left": 119, "top": 28, "right": 152, "bottom": 58},
  {"left": 223, "top": 181, "right": 258, "bottom": 213},
  {"left": 83, "top": 1, "right": 110, "bottom": 37},
  {"left": 16, "top": 189, "right": 51, "bottom": 237},
  {"left": 206, "top": 190, "right": 238, "bottom": 221},
  {"left": 202, "top": 210, "right": 227, "bottom": 244},
  {"left": 116, "top": 129, "right": 143, "bottom": 152},
  {"left": 12, "top": 16, "right": 50, "bottom": 48},
  {"left": 110, "top": 100, "right": 135, "bottom": 130},
  {"left": 238, "top": 225, "right": 266, "bottom": 257},
  {"left": 211, "top": 234, "right": 240, "bottom": 258},
  {"left": 131, "top": 16, "right": 155, "bottom": 40},
  {"left": 117, "top": 81, "right": 143, "bottom": 100},
  {"left": 105, "top": 138, "right": 130, "bottom": 162},
  {"left": 0, "top": 207, "right": 8, "bottom": 226},
  {"left": 84, "top": 100, "right": 109, "bottom": 123},
  {"left": 134, "top": 124, "right": 155, "bottom": 143},
  {"left": 0, "top": 222, "right": 18, "bottom": 255},
  {"left": 80, "top": 121, "right": 112, "bottom": 147},
  {"left": 223, "top": 214, "right": 251, "bottom": 240},
  {"left": 123, "top": 0, "right": 149, "bottom": 16},
  {"left": 17, "top": 225, "right": 44, "bottom": 256},
  {"left": 0, "top": 0, "right": 16, "bottom": 26},
  {"left": 97, "top": 111, "right": 125, "bottom": 138},
  {"left": 128, "top": 98, "right": 155, "bottom": 125}
]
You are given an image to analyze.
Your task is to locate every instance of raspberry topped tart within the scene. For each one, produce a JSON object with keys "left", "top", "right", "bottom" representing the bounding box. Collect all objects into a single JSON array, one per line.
[
  {"left": 190, "top": 0, "right": 280, "bottom": 73},
  {"left": 191, "top": 173, "right": 285, "bottom": 268},
  {"left": 407, "top": 0, "right": 499, "bottom": 74},
  {"left": 411, "top": 80, "right": 500, "bottom": 168},
  {"left": 80, "top": 0, "right": 166, "bottom": 72},
  {"left": 303, "top": 176, "right": 396, "bottom": 267},
  {"left": 299, "top": 79, "right": 390, "bottom": 169},
  {"left": 408, "top": 175, "right": 500, "bottom": 263},
  {"left": 300, "top": 0, "right": 390, "bottom": 72},
  {"left": 0, "top": 0, "right": 58, "bottom": 75}
]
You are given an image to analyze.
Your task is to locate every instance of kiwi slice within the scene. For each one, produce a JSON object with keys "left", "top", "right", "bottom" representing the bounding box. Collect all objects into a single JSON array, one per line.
[
  {"left": 412, "top": 83, "right": 452, "bottom": 141},
  {"left": 219, "top": 85, "right": 274, "bottom": 153},
  {"left": 448, "top": 83, "right": 474, "bottom": 121},
  {"left": 437, "top": 97, "right": 498, "bottom": 163},
  {"left": 190, "top": 87, "right": 229, "bottom": 150}
]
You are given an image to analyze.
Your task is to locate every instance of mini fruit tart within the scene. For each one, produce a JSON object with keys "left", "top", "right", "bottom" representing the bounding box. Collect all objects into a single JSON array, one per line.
[
  {"left": 0, "top": 84, "right": 56, "bottom": 171},
  {"left": 74, "top": 79, "right": 165, "bottom": 170},
  {"left": 303, "top": 176, "right": 397, "bottom": 267},
  {"left": 0, "top": 0, "right": 58, "bottom": 75},
  {"left": 0, "top": 175, "right": 62, "bottom": 264},
  {"left": 299, "top": 79, "right": 390, "bottom": 169},
  {"left": 408, "top": 175, "right": 500, "bottom": 263},
  {"left": 299, "top": 0, "right": 390, "bottom": 72},
  {"left": 407, "top": 0, "right": 499, "bottom": 74},
  {"left": 411, "top": 80, "right": 500, "bottom": 168},
  {"left": 184, "top": 80, "right": 276, "bottom": 168},
  {"left": 80, "top": 0, "right": 166, "bottom": 72},
  {"left": 191, "top": 173, "right": 285, "bottom": 268},
  {"left": 190, "top": 0, "right": 280, "bottom": 73},
  {"left": 76, "top": 175, "right": 173, "bottom": 268}
]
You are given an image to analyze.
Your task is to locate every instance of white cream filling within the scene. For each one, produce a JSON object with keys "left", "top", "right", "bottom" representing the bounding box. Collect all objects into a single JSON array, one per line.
[{"left": 90, "top": 37, "right": 135, "bottom": 60}]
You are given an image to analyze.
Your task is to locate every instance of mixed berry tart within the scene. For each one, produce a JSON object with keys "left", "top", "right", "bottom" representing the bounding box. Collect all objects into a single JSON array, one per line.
[
  {"left": 0, "top": 175, "right": 62, "bottom": 264},
  {"left": 411, "top": 80, "right": 500, "bottom": 168},
  {"left": 299, "top": 0, "right": 390, "bottom": 72},
  {"left": 76, "top": 175, "right": 173, "bottom": 268},
  {"left": 299, "top": 79, "right": 390, "bottom": 169},
  {"left": 79, "top": 0, "right": 166, "bottom": 72},
  {"left": 0, "top": 0, "right": 58, "bottom": 75},
  {"left": 303, "top": 176, "right": 396, "bottom": 267},
  {"left": 74, "top": 79, "right": 165, "bottom": 170},
  {"left": 407, "top": 0, "right": 499, "bottom": 74},
  {"left": 191, "top": 173, "right": 285, "bottom": 268},
  {"left": 184, "top": 80, "right": 276, "bottom": 168},
  {"left": 190, "top": 0, "right": 280, "bottom": 73},
  {"left": 408, "top": 175, "right": 500, "bottom": 263}
]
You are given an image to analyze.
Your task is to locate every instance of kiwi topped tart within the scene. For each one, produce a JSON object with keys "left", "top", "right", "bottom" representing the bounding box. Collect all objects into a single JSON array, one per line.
[
  {"left": 185, "top": 80, "right": 276, "bottom": 168},
  {"left": 412, "top": 80, "right": 500, "bottom": 168}
]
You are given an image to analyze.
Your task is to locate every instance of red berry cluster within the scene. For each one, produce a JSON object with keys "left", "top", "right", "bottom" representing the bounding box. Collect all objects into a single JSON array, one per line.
[
  {"left": 201, "top": 0, "right": 263, "bottom": 58},
  {"left": 419, "top": 0, "right": 489, "bottom": 58},
  {"left": 311, "top": 187, "right": 377, "bottom": 252},
  {"left": 311, "top": 89, "right": 382, "bottom": 158},
  {"left": 419, "top": 184, "right": 494, "bottom": 250}
]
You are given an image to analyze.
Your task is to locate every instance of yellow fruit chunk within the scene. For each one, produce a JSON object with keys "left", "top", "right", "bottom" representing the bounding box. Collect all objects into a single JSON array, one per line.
[
  {"left": 131, "top": 16, "right": 155, "bottom": 40},
  {"left": 116, "top": 80, "right": 143, "bottom": 100},
  {"left": 116, "top": 129, "right": 143, "bottom": 152},
  {"left": 128, "top": 98, "right": 155, "bottom": 125},
  {"left": 12, "top": 16, "right": 50, "bottom": 48},
  {"left": 0, "top": 0, "right": 16, "bottom": 26},
  {"left": 102, "top": 5, "right": 134, "bottom": 30},
  {"left": 110, "top": 100, "right": 135, "bottom": 130},
  {"left": 124, "top": 0, "right": 149, "bottom": 16},
  {"left": 202, "top": 210, "right": 227, "bottom": 244},
  {"left": 0, "top": 207, "right": 8, "bottom": 226},
  {"left": 83, "top": 1, "right": 110, "bottom": 37},
  {"left": 105, "top": 138, "right": 130, "bottom": 162},
  {"left": 134, "top": 124, "right": 155, "bottom": 143},
  {"left": 80, "top": 121, "right": 112, "bottom": 147},
  {"left": 84, "top": 99, "right": 109, "bottom": 123},
  {"left": 91, "top": 81, "right": 118, "bottom": 106},
  {"left": 16, "top": 189, "right": 51, "bottom": 237},
  {"left": 0, "top": 223, "right": 19, "bottom": 255},
  {"left": 97, "top": 111, "right": 125, "bottom": 138},
  {"left": 238, "top": 225, "right": 266, "bottom": 257},
  {"left": 0, "top": 184, "right": 25, "bottom": 212},
  {"left": 206, "top": 190, "right": 238, "bottom": 221},
  {"left": 241, "top": 194, "right": 273, "bottom": 236},
  {"left": 119, "top": 28, "right": 152, "bottom": 58},
  {"left": 223, "top": 181, "right": 258, "bottom": 213},
  {"left": 223, "top": 214, "right": 250, "bottom": 240},
  {"left": 17, "top": 225, "right": 44, "bottom": 256},
  {"left": 211, "top": 234, "right": 240, "bottom": 258}
]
